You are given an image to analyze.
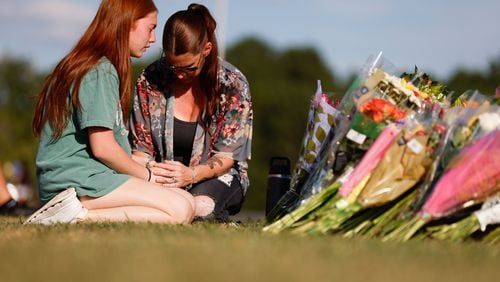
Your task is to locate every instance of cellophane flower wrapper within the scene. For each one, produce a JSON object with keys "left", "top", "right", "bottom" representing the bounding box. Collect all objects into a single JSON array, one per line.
[
  {"left": 400, "top": 66, "right": 450, "bottom": 105},
  {"left": 354, "top": 112, "right": 448, "bottom": 238},
  {"left": 383, "top": 101, "right": 499, "bottom": 241},
  {"left": 474, "top": 194, "right": 500, "bottom": 231},
  {"left": 278, "top": 54, "right": 396, "bottom": 211},
  {"left": 292, "top": 111, "right": 352, "bottom": 209},
  {"left": 315, "top": 55, "right": 407, "bottom": 193},
  {"left": 266, "top": 81, "right": 340, "bottom": 222},
  {"left": 353, "top": 67, "right": 428, "bottom": 116},
  {"left": 446, "top": 92, "right": 496, "bottom": 145},
  {"left": 289, "top": 124, "right": 404, "bottom": 235},
  {"left": 335, "top": 54, "right": 402, "bottom": 150},
  {"left": 288, "top": 56, "right": 415, "bottom": 221},
  {"left": 345, "top": 91, "right": 459, "bottom": 240},
  {"left": 337, "top": 52, "right": 399, "bottom": 116},
  {"left": 338, "top": 124, "right": 401, "bottom": 199},
  {"left": 310, "top": 116, "right": 437, "bottom": 235},
  {"left": 414, "top": 93, "right": 497, "bottom": 209},
  {"left": 289, "top": 80, "right": 340, "bottom": 194},
  {"left": 341, "top": 64, "right": 432, "bottom": 154},
  {"left": 357, "top": 125, "right": 433, "bottom": 208},
  {"left": 420, "top": 129, "right": 500, "bottom": 219},
  {"left": 264, "top": 55, "right": 399, "bottom": 231}
]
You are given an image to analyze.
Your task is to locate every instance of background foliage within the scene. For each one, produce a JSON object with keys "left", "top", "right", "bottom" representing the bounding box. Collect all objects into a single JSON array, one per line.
[{"left": 0, "top": 37, "right": 499, "bottom": 210}]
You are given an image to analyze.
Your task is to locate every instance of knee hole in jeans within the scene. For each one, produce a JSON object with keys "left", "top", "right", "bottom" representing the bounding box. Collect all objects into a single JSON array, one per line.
[{"left": 194, "top": 195, "right": 215, "bottom": 217}]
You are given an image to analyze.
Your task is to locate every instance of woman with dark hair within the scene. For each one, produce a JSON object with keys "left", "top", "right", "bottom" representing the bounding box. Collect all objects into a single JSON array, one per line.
[
  {"left": 26, "top": 0, "right": 195, "bottom": 225},
  {"left": 130, "top": 3, "right": 253, "bottom": 222}
]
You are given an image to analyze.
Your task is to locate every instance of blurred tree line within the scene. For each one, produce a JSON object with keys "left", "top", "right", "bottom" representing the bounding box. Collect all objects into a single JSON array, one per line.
[{"left": 0, "top": 37, "right": 499, "bottom": 210}]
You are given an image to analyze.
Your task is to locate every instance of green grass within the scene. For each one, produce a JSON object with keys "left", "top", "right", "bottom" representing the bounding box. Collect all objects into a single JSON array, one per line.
[{"left": 1, "top": 216, "right": 499, "bottom": 282}]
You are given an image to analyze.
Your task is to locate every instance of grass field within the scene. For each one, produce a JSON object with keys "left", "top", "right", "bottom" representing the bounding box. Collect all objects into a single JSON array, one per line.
[{"left": 1, "top": 215, "right": 499, "bottom": 282}]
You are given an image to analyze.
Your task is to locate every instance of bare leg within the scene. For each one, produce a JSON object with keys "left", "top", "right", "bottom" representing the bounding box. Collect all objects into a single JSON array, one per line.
[{"left": 80, "top": 178, "right": 195, "bottom": 224}]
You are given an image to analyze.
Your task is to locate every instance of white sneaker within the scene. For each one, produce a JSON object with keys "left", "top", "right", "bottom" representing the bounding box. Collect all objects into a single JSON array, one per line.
[{"left": 24, "top": 188, "right": 88, "bottom": 225}]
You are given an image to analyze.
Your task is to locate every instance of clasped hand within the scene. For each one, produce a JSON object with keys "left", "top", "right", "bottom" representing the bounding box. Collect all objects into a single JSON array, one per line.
[{"left": 149, "top": 160, "right": 192, "bottom": 189}]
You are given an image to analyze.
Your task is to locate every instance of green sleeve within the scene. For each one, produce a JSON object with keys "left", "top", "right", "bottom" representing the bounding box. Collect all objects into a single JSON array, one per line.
[{"left": 77, "top": 61, "right": 120, "bottom": 130}]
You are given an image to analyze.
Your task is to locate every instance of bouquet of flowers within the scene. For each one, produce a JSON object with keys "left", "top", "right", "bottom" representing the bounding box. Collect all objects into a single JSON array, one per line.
[
  {"left": 352, "top": 116, "right": 448, "bottom": 238},
  {"left": 385, "top": 129, "right": 500, "bottom": 241},
  {"left": 400, "top": 66, "right": 449, "bottom": 103},
  {"left": 266, "top": 80, "right": 340, "bottom": 222},
  {"left": 413, "top": 94, "right": 497, "bottom": 210},
  {"left": 261, "top": 54, "right": 498, "bottom": 241},
  {"left": 265, "top": 54, "right": 437, "bottom": 232},
  {"left": 293, "top": 117, "right": 443, "bottom": 235},
  {"left": 264, "top": 54, "right": 394, "bottom": 229}
]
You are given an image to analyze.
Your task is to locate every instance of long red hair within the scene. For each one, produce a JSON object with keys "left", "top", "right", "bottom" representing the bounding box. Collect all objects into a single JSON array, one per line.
[{"left": 33, "top": 0, "right": 157, "bottom": 138}]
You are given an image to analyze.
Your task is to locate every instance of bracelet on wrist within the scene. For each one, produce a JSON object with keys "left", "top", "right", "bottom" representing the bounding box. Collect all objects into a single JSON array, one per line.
[
  {"left": 146, "top": 166, "right": 152, "bottom": 182},
  {"left": 146, "top": 159, "right": 154, "bottom": 170},
  {"left": 186, "top": 166, "right": 196, "bottom": 190}
]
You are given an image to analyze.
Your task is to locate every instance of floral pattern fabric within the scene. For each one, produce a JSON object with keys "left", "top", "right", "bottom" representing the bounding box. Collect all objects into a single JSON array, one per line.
[{"left": 129, "top": 58, "right": 253, "bottom": 194}]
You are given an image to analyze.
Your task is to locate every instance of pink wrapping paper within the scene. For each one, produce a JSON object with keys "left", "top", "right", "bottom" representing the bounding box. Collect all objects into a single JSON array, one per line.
[
  {"left": 422, "top": 130, "right": 500, "bottom": 218},
  {"left": 339, "top": 124, "right": 401, "bottom": 198}
]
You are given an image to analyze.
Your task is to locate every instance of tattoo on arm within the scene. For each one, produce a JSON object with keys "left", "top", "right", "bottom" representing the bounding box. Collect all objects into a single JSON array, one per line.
[
  {"left": 206, "top": 156, "right": 224, "bottom": 170},
  {"left": 205, "top": 155, "right": 233, "bottom": 178}
]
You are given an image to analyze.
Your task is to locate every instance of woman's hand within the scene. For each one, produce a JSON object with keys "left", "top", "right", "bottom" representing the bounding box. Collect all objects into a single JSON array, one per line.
[
  {"left": 151, "top": 161, "right": 194, "bottom": 189},
  {"left": 144, "top": 160, "right": 171, "bottom": 185}
]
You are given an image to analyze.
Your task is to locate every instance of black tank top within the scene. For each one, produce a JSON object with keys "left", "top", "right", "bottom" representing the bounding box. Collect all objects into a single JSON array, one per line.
[{"left": 173, "top": 117, "right": 197, "bottom": 166}]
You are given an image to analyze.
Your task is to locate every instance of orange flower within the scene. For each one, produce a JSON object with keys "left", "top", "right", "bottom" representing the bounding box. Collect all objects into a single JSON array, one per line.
[{"left": 360, "top": 98, "right": 406, "bottom": 123}]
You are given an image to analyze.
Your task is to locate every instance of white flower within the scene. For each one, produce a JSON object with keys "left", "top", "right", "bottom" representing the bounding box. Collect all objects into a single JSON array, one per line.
[
  {"left": 380, "top": 71, "right": 422, "bottom": 108},
  {"left": 478, "top": 112, "right": 500, "bottom": 132}
]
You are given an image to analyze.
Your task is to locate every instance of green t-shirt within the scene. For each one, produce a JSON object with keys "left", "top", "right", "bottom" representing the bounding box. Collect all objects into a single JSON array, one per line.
[{"left": 36, "top": 57, "right": 131, "bottom": 203}]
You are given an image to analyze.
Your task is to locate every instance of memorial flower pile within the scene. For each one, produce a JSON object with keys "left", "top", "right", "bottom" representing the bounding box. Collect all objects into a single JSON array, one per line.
[{"left": 264, "top": 54, "right": 500, "bottom": 243}]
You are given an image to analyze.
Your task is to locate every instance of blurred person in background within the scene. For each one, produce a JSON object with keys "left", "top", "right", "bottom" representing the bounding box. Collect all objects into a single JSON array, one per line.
[
  {"left": 130, "top": 3, "right": 253, "bottom": 222},
  {"left": 3, "top": 160, "right": 34, "bottom": 205},
  {"left": 0, "top": 165, "right": 33, "bottom": 216}
]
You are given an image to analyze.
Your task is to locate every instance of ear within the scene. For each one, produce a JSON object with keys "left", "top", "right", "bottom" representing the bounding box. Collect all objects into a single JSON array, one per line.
[{"left": 203, "top": 42, "right": 213, "bottom": 57}]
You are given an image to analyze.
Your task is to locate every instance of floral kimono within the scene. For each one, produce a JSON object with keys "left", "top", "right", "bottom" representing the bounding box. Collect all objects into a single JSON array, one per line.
[{"left": 130, "top": 58, "right": 253, "bottom": 194}]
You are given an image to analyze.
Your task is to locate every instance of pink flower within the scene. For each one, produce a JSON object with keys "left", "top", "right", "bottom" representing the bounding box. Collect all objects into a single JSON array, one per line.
[{"left": 421, "top": 130, "right": 500, "bottom": 218}]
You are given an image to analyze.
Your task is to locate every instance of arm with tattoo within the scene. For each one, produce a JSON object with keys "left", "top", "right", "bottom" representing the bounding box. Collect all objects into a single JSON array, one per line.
[{"left": 194, "top": 155, "right": 234, "bottom": 183}]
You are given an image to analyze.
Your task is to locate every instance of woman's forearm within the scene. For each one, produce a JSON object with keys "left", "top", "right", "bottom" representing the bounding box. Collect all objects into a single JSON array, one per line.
[
  {"left": 192, "top": 155, "right": 234, "bottom": 184},
  {"left": 89, "top": 127, "right": 150, "bottom": 180},
  {"left": 132, "top": 150, "right": 153, "bottom": 167}
]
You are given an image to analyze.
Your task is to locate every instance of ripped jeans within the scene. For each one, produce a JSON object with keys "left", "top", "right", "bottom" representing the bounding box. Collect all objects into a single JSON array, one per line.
[{"left": 188, "top": 174, "right": 244, "bottom": 222}]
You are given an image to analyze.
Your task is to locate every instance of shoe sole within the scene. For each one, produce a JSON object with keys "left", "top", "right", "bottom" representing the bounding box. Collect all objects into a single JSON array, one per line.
[{"left": 23, "top": 188, "right": 78, "bottom": 225}]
